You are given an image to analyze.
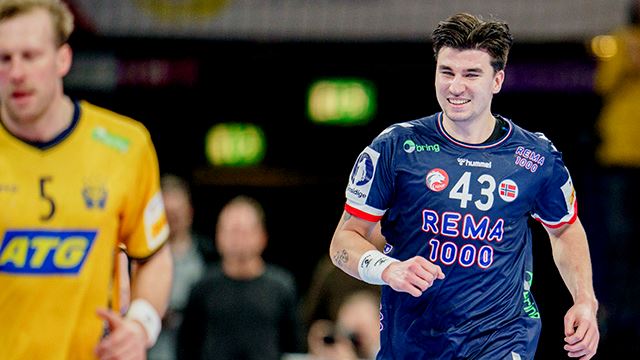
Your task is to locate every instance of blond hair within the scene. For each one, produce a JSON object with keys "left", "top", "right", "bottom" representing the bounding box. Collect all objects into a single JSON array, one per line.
[{"left": 0, "top": 0, "right": 74, "bottom": 46}]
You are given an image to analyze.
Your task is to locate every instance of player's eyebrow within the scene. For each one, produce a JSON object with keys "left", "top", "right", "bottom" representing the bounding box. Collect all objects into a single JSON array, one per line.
[
  {"left": 464, "top": 67, "right": 484, "bottom": 74},
  {"left": 437, "top": 65, "right": 484, "bottom": 74}
]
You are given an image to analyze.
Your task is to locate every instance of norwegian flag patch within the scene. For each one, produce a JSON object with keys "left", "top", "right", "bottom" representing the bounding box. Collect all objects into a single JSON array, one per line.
[{"left": 499, "top": 179, "right": 518, "bottom": 202}]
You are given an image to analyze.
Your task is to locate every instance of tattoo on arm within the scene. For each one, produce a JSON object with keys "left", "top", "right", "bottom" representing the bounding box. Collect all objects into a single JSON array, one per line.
[
  {"left": 333, "top": 249, "right": 349, "bottom": 267},
  {"left": 343, "top": 212, "right": 352, "bottom": 221}
]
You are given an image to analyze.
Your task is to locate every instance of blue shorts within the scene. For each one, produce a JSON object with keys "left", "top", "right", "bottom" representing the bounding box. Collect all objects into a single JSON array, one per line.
[{"left": 377, "top": 315, "right": 541, "bottom": 360}]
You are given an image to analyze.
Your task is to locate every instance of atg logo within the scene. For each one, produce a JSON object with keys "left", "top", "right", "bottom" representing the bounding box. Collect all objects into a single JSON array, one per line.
[
  {"left": 350, "top": 152, "right": 374, "bottom": 186},
  {"left": 0, "top": 230, "right": 97, "bottom": 274}
]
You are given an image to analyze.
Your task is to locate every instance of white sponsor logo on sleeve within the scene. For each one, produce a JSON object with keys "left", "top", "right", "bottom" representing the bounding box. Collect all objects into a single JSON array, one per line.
[
  {"left": 144, "top": 191, "right": 169, "bottom": 250},
  {"left": 346, "top": 147, "right": 379, "bottom": 205}
]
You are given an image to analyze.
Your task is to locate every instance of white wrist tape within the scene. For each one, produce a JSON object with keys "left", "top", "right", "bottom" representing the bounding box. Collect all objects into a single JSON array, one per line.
[
  {"left": 358, "top": 250, "right": 399, "bottom": 285},
  {"left": 126, "top": 299, "right": 161, "bottom": 348}
]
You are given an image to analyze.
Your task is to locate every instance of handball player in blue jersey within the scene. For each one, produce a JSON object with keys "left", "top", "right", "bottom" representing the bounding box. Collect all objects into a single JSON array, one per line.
[{"left": 330, "top": 13, "right": 599, "bottom": 360}]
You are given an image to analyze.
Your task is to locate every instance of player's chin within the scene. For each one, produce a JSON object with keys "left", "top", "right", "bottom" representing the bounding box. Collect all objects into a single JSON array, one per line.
[{"left": 443, "top": 109, "right": 471, "bottom": 122}]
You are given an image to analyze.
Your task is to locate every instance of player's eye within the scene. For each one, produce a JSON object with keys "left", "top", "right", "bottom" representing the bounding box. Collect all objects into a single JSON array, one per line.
[{"left": 22, "top": 51, "right": 37, "bottom": 60}]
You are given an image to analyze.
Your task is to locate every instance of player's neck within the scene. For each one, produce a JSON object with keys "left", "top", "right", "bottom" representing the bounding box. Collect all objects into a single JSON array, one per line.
[
  {"left": 442, "top": 112, "right": 496, "bottom": 144},
  {"left": 1, "top": 95, "right": 74, "bottom": 143},
  {"left": 222, "top": 256, "right": 265, "bottom": 280}
]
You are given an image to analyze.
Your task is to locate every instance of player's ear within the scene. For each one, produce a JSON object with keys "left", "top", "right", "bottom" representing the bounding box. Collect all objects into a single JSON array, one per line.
[
  {"left": 57, "top": 43, "right": 73, "bottom": 78},
  {"left": 492, "top": 69, "right": 505, "bottom": 94}
]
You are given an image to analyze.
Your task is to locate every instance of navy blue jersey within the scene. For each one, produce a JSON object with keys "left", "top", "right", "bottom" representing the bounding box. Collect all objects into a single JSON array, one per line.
[{"left": 344, "top": 113, "right": 577, "bottom": 359}]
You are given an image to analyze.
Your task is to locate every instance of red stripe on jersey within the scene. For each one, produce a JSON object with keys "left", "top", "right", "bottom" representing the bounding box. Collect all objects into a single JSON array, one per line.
[
  {"left": 536, "top": 199, "right": 579, "bottom": 229},
  {"left": 344, "top": 203, "right": 382, "bottom": 222}
]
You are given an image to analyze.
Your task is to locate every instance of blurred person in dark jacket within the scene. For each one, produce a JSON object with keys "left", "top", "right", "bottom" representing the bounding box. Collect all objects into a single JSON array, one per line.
[{"left": 177, "top": 196, "right": 303, "bottom": 360}]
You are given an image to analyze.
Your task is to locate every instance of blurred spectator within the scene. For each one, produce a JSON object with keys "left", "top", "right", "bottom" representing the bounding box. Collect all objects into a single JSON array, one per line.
[
  {"left": 177, "top": 195, "right": 304, "bottom": 360},
  {"left": 164, "top": 174, "right": 217, "bottom": 264},
  {"left": 307, "top": 290, "right": 380, "bottom": 360},
  {"left": 148, "top": 175, "right": 207, "bottom": 360},
  {"left": 302, "top": 223, "right": 382, "bottom": 329},
  {"left": 593, "top": 0, "right": 640, "bottom": 352},
  {"left": 336, "top": 291, "right": 381, "bottom": 359},
  {"left": 302, "top": 255, "right": 379, "bottom": 328}
]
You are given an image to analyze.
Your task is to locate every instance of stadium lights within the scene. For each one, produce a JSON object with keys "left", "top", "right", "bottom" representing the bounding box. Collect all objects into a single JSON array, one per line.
[
  {"left": 205, "top": 123, "right": 266, "bottom": 167},
  {"left": 307, "top": 78, "right": 376, "bottom": 126},
  {"left": 590, "top": 35, "right": 618, "bottom": 60}
]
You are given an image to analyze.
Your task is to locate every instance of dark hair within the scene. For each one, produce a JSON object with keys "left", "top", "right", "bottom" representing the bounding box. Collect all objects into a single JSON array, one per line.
[{"left": 432, "top": 13, "right": 513, "bottom": 72}]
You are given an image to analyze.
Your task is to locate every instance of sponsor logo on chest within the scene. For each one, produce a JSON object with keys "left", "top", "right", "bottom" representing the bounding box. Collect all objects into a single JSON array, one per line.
[
  {"left": 457, "top": 157, "right": 492, "bottom": 169},
  {"left": 514, "top": 146, "right": 545, "bottom": 173},
  {"left": 0, "top": 230, "right": 97, "bottom": 275}
]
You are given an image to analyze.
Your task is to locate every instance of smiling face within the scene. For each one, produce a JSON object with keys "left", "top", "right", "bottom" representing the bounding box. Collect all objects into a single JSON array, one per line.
[
  {"left": 0, "top": 7, "right": 71, "bottom": 125},
  {"left": 435, "top": 47, "right": 504, "bottom": 126}
]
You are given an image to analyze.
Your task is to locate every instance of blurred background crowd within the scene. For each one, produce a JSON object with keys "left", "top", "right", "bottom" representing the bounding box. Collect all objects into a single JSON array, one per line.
[{"left": 60, "top": 0, "right": 640, "bottom": 358}]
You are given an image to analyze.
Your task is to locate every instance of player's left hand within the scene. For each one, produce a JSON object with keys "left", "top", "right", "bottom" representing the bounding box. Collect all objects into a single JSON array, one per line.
[
  {"left": 95, "top": 308, "right": 148, "bottom": 360},
  {"left": 563, "top": 301, "right": 599, "bottom": 360}
]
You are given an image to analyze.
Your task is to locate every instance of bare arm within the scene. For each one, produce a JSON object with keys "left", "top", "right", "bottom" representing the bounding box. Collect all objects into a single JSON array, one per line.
[
  {"left": 95, "top": 245, "right": 173, "bottom": 359},
  {"left": 330, "top": 210, "right": 444, "bottom": 297},
  {"left": 545, "top": 217, "right": 599, "bottom": 360},
  {"left": 130, "top": 244, "right": 173, "bottom": 316},
  {"left": 329, "top": 211, "right": 384, "bottom": 279}
]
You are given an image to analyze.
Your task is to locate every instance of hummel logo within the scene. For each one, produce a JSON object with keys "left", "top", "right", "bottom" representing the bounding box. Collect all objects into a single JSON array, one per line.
[{"left": 457, "top": 158, "right": 492, "bottom": 169}]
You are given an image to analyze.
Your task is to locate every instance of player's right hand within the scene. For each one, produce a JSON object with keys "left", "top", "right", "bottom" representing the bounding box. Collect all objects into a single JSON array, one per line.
[
  {"left": 381, "top": 256, "right": 445, "bottom": 297},
  {"left": 95, "top": 309, "right": 147, "bottom": 360}
]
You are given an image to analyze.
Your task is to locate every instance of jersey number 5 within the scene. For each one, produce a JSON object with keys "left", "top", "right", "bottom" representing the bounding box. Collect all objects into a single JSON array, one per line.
[{"left": 40, "top": 176, "right": 56, "bottom": 221}]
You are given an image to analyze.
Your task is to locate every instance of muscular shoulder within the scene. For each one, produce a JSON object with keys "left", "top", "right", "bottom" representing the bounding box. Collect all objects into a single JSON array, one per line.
[
  {"left": 509, "top": 122, "right": 561, "bottom": 155},
  {"left": 79, "top": 101, "right": 153, "bottom": 151},
  {"left": 364, "top": 114, "right": 439, "bottom": 160},
  {"left": 373, "top": 114, "right": 437, "bottom": 143}
]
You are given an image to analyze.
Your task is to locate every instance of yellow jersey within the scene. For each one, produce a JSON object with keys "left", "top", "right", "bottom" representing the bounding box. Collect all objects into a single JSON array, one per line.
[{"left": 0, "top": 101, "right": 169, "bottom": 359}]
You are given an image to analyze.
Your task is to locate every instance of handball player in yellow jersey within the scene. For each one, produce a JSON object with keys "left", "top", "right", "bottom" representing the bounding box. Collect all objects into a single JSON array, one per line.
[{"left": 0, "top": 1, "right": 173, "bottom": 359}]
